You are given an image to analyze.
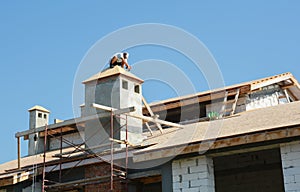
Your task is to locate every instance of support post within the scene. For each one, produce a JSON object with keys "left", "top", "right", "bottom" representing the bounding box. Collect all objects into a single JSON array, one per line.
[
  {"left": 42, "top": 124, "right": 48, "bottom": 192},
  {"left": 17, "top": 136, "right": 21, "bottom": 169},
  {"left": 59, "top": 126, "right": 62, "bottom": 184},
  {"left": 125, "top": 115, "right": 128, "bottom": 191},
  {"left": 110, "top": 110, "right": 114, "bottom": 192}
]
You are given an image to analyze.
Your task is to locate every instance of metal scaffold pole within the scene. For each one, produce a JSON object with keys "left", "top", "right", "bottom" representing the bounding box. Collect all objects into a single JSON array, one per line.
[
  {"left": 42, "top": 124, "right": 48, "bottom": 192},
  {"left": 110, "top": 109, "right": 114, "bottom": 192},
  {"left": 125, "top": 114, "right": 129, "bottom": 191}
]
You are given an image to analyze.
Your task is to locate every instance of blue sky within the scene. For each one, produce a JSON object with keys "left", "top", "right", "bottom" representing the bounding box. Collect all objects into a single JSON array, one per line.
[{"left": 0, "top": 1, "right": 299, "bottom": 164}]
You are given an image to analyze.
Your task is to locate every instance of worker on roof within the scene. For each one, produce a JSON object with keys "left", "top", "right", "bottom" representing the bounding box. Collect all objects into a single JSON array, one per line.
[{"left": 109, "top": 52, "right": 131, "bottom": 70}]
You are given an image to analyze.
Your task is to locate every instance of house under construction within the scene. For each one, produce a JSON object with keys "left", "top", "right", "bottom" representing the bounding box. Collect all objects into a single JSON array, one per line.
[{"left": 0, "top": 67, "right": 300, "bottom": 192}]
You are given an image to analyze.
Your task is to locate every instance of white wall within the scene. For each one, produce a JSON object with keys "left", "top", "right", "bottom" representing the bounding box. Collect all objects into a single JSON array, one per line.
[
  {"left": 280, "top": 141, "right": 300, "bottom": 192},
  {"left": 172, "top": 156, "right": 215, "bottom": 192}
]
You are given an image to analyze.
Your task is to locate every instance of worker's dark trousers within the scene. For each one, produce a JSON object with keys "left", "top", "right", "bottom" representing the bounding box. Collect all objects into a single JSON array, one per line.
[{"left": 110, "top": 61, "right": 122, "bottom": 68}]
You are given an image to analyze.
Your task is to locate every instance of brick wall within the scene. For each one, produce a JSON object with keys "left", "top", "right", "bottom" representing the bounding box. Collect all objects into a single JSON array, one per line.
[
  {"left": 280, "top": 141, "right": 300, "bottom": 192},
  {"left": 85, "top": 163, "right": 125, "bottom": 192},
  {"left": 172, "top": 156, "right": 215, "bottom": 192}
]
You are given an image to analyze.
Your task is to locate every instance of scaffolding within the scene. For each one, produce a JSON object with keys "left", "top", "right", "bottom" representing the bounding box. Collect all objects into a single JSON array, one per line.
[
  {"left": 15, "top": 101, "right": 182, "bottom": 192},
  {"left": 39, "top": 108, "right": 131, "bottom": 192}
]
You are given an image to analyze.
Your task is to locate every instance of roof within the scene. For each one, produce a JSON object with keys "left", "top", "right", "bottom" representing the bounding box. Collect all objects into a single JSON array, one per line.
[
  {"left": 2, "top": 102, "right": 300, "bottom": 185},
  {"left": 146, "top": 72, "right": 300, "bottom": 113},
  {"left": 82, "top": 66, "right": 144, "bottom": 84},
  {"left": 2, "top": 72, "right": 300, "bottom": 185},
  {"left": 134, "top": 101, "right": 300, "bottom": 161},
  {"left": 28, "top": 105, "right": 50, "bottom": 113},
  {"left": 18, "top": 72, "right": 300, "bottom": 140}
]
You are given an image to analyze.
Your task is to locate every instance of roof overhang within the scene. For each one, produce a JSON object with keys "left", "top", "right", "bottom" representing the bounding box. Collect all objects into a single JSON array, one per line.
[{"left": 133, "top": 124, "right": 300, "bottom": 162}]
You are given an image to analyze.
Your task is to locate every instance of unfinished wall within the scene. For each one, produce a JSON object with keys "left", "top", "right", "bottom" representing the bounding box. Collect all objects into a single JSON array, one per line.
[
  {"left": 246, "top": 86, "right": 287, "bottom": 111},
  {"left": 280, "top": 141, "right": 300, "bottom": 192},
  {"left": 49, "top": 132, "right": 84, "bottom": 150},
  {"left": 172, "top": 156, "right": 215, "bottom": 192},
  {"left": 214, "top": 148, "right": 284, "bottom": 192},
  {"left": 84, "top": 73, "right": 144, "bottom": 151}
]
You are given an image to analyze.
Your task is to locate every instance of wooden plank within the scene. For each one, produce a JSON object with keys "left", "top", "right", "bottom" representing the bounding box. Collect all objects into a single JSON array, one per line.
[
  {"left": 145, "top": 122, "right": 153, "bottom": 135},
  {"left": 91, "top": 104, "right": 135, "bottom": 115},
  {"left": 230, "top": 89, "right": 240, "bottom": 115},
  {"left": 142, "top": 96, "right": 163, "bottom": 133},
  {"left": 143, "top": 85, "right": 251, "bottom": 114},
  {"left": 142, "top": 97, "right": 155, "bottom": 116},
  {"left": 283, "top": 89, "right": 291, "bottom": 103},
  {"left": 219, "top": 92, "right": 228, "bottom": 117},
  {"left": 0, "top": 177, "right": 14, "bottom": 187},
  {"left": 16, "top": 106, "right": 135, "bottom": 138},
  {"left": 113, "top": 106, "right": 135, "bottom": 115},
  {"left": 92, "top": 103, "right": 183, "bottom": 128},
  {"left": 109, "top": 138, "right": 134, "bottom": 147},
  {"left": 126, "top": 113, "right": 183, "bottom": 128},
  {"left": 39, "top": 127, "right": 75, "bottom": 137},
  {"left": 150, "top": 91, "right": 234, "bottom": 113},
  {"left": 16, "top": 115, "right": 102, "bottom": 138},
  {"left": 224, "top": 99, "right": 236, "bottom": 104},
  {"left": 251, "top": 74, "right": 292, "bottom": 90}
]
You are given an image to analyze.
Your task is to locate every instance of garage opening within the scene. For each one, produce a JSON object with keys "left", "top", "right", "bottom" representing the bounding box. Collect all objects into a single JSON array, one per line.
[
  {"left": 213, "top": 148, "right": 284, "bottom": 192},
  {"left": 128, "top": 175, "right": 162, "bottom": 192}
]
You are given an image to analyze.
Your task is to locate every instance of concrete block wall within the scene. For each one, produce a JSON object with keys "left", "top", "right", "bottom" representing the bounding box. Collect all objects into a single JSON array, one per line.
[
  {"left": 280, "top": 141, "right": 300, "bottom": 192},
  {"left": 172, "top": 156, "right": 215, "bottom": 192},
  {"left": 49, "top": 132, "right": 84, "bottom": 150}
]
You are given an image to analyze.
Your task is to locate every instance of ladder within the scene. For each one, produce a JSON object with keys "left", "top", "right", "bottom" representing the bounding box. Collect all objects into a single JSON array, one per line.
[{"left": 220, "top": 88, "right": 240, "bottom": 117}]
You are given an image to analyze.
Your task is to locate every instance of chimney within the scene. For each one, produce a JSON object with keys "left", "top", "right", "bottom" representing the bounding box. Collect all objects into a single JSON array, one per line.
[
  {"left": 28, "top": 105, "right": 50, "bottom": 155},
  {"left": 82, "top": 66, "right": 144, "bottom": 150}
]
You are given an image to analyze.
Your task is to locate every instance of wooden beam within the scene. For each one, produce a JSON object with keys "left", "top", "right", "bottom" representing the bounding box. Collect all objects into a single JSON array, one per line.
[
  {"left": 113, "top": 106, "right": 135, "bottom": 115},
  {"left": 109, "top": 138, "right": 134, "bottom": 147},
  {"left": 144, "top": 85, "right": 254, "bottom": 115},
  {"left": 149, "top": 90, "right": 237, "bottom": 113},
  {"left": 145, "top": 122, "right": 153, "bottom": 135},
  {"left": 126, "top": 113, "right": 183, "bottom": 128},
  {"left": 142, "top": 97, "right": 155, "bottom": 116},
  {"left": 39, "top": 127, "right": 76, "bottom": 137},
  {"left": 92, "top": 103, "right": 183, "bottom": 128},
  {"left": 251, "top": 75, "right": 292, "bottom": 90},
  {"left": 0, "top": 177, "right": 14, "bottom": 187},
  {"left": 230, "top": 89, "right": 240, "bottom": 115},
  {"left": 15, "top": 107, "right": 134, "bottom": 138},
  {"left": 91, "top": 103, "right": 135, "bottom": 115},
  {"left": 142, "top": 97, "right": 163, "bottom": 133}
]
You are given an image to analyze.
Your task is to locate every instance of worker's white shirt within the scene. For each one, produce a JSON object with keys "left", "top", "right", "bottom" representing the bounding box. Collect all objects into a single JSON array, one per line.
[{"left": 113, "top": 53, "right": 126, "bottom": 63}]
